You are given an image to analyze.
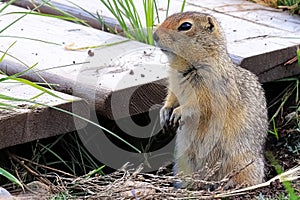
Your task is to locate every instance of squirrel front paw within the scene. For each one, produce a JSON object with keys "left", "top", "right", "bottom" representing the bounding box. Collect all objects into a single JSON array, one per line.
[
  {"left": 170, "top": 107, "right": 182, "bottom": 127},
  {"left": 160, "top": 106, "right": 182, "bottom": 128},
  {"left": 160, "top": 106, "right": 173, "bottom": 127}
]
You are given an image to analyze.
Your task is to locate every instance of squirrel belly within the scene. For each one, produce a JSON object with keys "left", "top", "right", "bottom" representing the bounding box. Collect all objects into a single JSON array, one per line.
[{"left": 154, "top": 11, "right": 268, "bottom": 186}]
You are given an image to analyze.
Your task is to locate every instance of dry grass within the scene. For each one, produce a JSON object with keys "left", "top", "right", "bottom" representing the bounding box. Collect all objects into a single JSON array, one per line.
[
  {"left": 250, "top": 0, "right": 278, "bottom": 8},
  {"left": 251, "top": 0, "right": 300, "bottom": 14},
  {"left": 6, "top": 153, "right": 300, "bottom": 199}
]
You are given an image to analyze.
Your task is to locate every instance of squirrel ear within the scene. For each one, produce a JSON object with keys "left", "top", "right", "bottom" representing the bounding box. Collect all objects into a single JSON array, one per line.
[{"left": 206, "top": 16, "right": 215, "bottom": 33}]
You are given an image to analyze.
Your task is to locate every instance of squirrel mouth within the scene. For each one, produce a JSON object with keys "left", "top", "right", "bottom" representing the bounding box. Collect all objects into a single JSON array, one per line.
[
  {"left": 160, "top": 48, "right": 176, "bottom": 57},
  {"left": 160, "top": 48, "right": 173, "bottom": 54}
]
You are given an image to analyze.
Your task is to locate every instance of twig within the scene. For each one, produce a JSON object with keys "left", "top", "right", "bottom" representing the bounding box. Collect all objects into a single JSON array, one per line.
[
  {"left": 12, "top": 154, "right": 76, "bottom": 178},
  {"left": 284, "top": 56, "right": 298, "bottom": 66},
  {"left": 9, "top": 153, "right": 50, "bottom": 184},
  {"left": 214, "top": 165, "right": 300, "bottom": 198}
]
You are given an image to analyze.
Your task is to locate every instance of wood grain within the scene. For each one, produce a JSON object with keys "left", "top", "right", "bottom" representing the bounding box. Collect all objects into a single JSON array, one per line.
[
  {"left": 0, "top": 75, "right": 89, "bottom": 149},
  {"left": 0, "top": 0, "right": 300, "bottom": 121}
]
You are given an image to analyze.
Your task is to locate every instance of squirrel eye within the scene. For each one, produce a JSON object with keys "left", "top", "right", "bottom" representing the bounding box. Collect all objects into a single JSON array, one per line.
[{"left": 178, "top": 22, "right": 192, "bottom": 31}]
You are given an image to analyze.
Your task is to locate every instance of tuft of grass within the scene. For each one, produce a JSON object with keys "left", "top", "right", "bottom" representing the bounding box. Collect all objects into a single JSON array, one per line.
[
  {"left": 278, "top": 0, "right": 300, "bottom": 14},
  {"left": 251, "top": 0, "right": 300, "bottom": 14},
  {"left": 266, "top": 152, "right": 298, "bottom": 200},
  {"left": 28, "top": 133, "right": 105, "bottom": 176},
  {"left": 269, "top": 118, "right": 279, "bottom": 139},
  {"left": 98, "top": 0, "right": 153, "bottom": 44},
  {"left": 268, "top": 78, "right": 299, "bottom": 123},
  {"left": 143, "top": 0, "right": 155, "bottom": 45},
  {"left": 97, "top": 0, "right": 186, "bottom": 45}
]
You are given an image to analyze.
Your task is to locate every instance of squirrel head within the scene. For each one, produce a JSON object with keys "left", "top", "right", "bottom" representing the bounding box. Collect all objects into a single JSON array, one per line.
[{"left": 153, "top": 12, "right": 228, "bottom": 71}]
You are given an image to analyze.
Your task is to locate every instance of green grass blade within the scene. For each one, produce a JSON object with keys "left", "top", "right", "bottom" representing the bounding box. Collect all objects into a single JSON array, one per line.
[
  {"left": 97, "top": 0, "right": 157, "bottom": 44},
  {"left": 0, "top": 0, "right": 48, "bottom": 33},
  {"left": 0, "top": 102, "right": 19, "bottom": 109},
  {"left": 269, "top": 82, "right": 297, "bottom": 121},
  {"left": 75, "top": 135, "right": 87, "bottom": 174},
  {"left": 0, "top": 167, "right": 24, "bottom": 190},
  {"left": 38, "top": 143, "right": 74, "bottom": 172},
  {"left": 31, "top": 134, "right": 65, "bottom": 163},
  {"left": 0, "top": 63, "right": 38, "bottom": 82},
  {"left": 181, "top": 0, "right": 187, "bottom": 12},
  {"left": 99, "top": 0, "right": 131, "bottom": 37},
  {"left": 0, "top": 35, "right": 61, "bottom": 46},
  {"left": 144, "top": 0, "right": 154, "bottom": 45},
  {"left": 0, "top": 12, "right": 28, "bottom": 34},
  {"left": 0, "top": 41, "right": 16, "bottom": 63},
  {"left": 266, "top": 152, "right": 298, "bottom": 200},
  {"left": 29, "top": 92, "right": 46, "bottom": 101},
  {"left": 6, "top": 77, "right": 66, "bottom": 100},
  {"left": 85, "top": 165, "right": 105, "bottom": 178},
  {"left": 111, "top": 0, "right": 128, "bottom": 29},
  {"left": 69, "top": 133, "right": 100, "bottom": 171},
  {"left": 0, "top": 50, "right": 54, "bottom": 90},
  {"left": 0, "top": 0, "right": 17, "bottom": 13},
  {"left": 119, "top": 1, "right": 140, "bottom": 31},
  {"left": 128, "top": 0, "right": 143, "bottom": 30},
  {"left": 113, "top": 0, "right": 144, "bottom": 42},
  {"left": 166, "top": 0, "right": 171, "bottom": 17},
  {"left": 66, "top": 0, "right": 96, "bottom": 20},
  {"left": 2, "top": 12, "right": 86, "bottom": 23},
  {"left": 269, "top": 118, "right": 279, "bottom": 139},
  {"left": 23, "top": 62, "right": 88, "bottom": 75},
  {"left": 40, "top": 0, "right": 89, "bottom": 26}
]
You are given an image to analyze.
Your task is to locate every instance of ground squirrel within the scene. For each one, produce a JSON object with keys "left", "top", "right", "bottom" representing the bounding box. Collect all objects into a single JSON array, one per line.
[{"left": 153, "top": 12, "right": 268, "bottom": 186}]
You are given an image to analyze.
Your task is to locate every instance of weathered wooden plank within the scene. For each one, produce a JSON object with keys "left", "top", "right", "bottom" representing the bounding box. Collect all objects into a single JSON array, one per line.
[
  {"left": 258, "top": 62, "right": 300, "bottom": 83},
  {"left": 1, "top": 0, "right": 300, "bottom": 120},
  {"left": 0, "top": 4, "right": 168, "bottom": 119},
  {"left": 9, "top": 0, "right": 300, "bottom": 82},
  {"left": 182, "top": 0, "right": 300, "bottom": 81},
  {"left": 0, "top": 75, "right": 89, "bottom": 149},
  {"left": 187, "top": 0, "right": 300, "bottom": 33},
  {"left": 8, "top": 0, "right": 122, "bottom": 32}
]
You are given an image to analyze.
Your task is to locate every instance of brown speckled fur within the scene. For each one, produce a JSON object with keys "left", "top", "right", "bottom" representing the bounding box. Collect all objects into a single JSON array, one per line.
[{"left": 153, "top": 12, "right": 268, "bottom": 186}]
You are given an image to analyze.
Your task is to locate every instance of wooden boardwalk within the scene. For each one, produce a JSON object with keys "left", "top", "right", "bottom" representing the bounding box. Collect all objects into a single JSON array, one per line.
[
  {"left": 10, "top": 0, "right": 300, "bottom": 82},
  {"left": 0, "top": 75, "right": 89, "bottom": 149},
  {"left": 0, "top": 0, "right": 299, "bottom": 148}
]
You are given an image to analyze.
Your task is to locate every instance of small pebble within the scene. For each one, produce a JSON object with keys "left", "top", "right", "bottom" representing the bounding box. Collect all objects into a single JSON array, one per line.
[{"left": 88, "top": 49, "right": 94, "bottom": 57}]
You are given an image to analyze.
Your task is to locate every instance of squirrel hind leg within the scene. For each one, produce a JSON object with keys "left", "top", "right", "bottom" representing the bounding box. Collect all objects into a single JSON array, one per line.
[{"left": 223, "top": 156, "right": 265, "bottom": 187}]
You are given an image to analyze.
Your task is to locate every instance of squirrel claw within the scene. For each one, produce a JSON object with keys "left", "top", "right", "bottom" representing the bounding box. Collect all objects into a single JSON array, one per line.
[
  {"left": 169, "top": 107, "right": 182, "bottom": 127},
  {"left": 160, "top": 106, "right": 172, "bottom": 128}
]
